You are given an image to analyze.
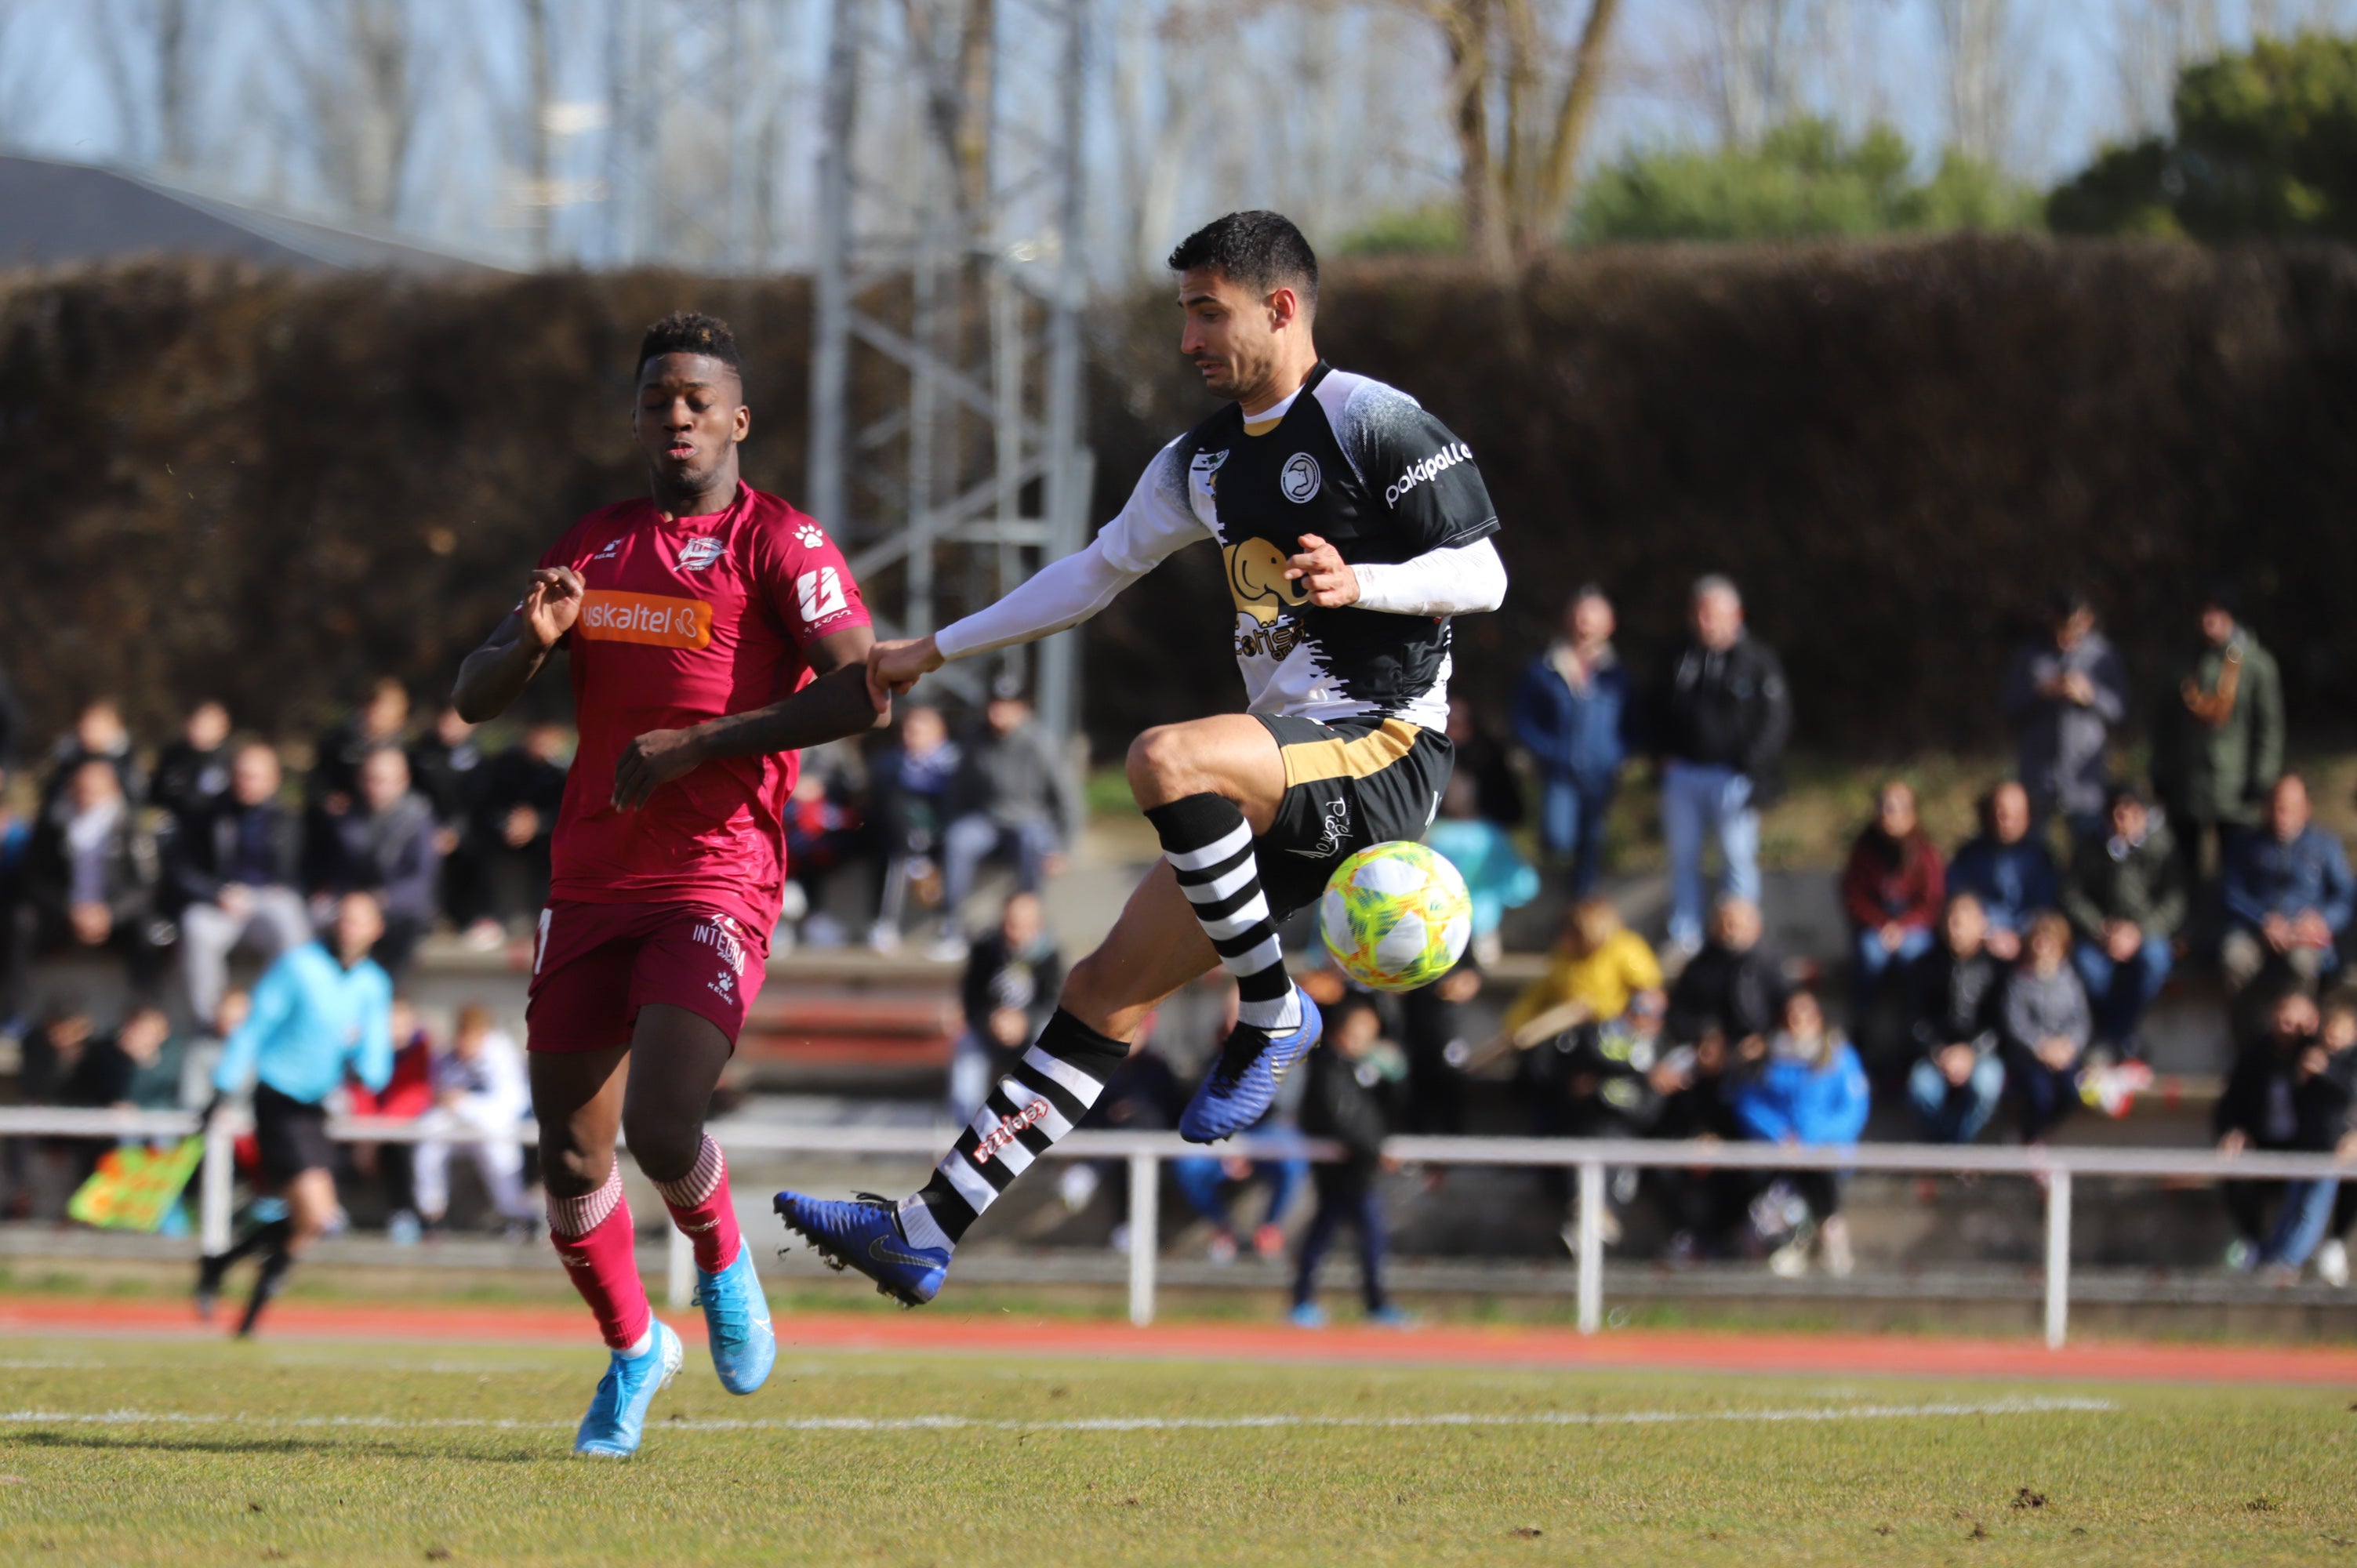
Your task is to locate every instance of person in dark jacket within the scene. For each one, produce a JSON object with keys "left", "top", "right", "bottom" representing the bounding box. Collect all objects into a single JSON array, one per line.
[
  {"left": 868, "top": 703, "right": 963, "bottom": 953},
  {"left": 2152, "top": 588, "right": 2284, "bottom": 901},
  {"left": 315, "top": 747, "right": 439, "bottom": 979},
  {"left": 1667, "top": 895, "right": 1786, "bottom": 1052},
  {"left": 309, "top": 678, "right": 411, "bottom": 817},
  {"left": 1445, "top": 694, "right": 1524, "bottom": 832},
  {"left": 38, "top": 700, "right": 141, "bottom": 818},
  {"left": 1289, "top": 996, "right": 1410, "bottom": 1329},
  {"left": 14, "top": 757, "right": 167, "bottom": 1003},
  {"left": 2216, "top": 987, "right": 2352, "bottom": 1276},
  {"left": 407, "top": 706, "right": 487, "bottom": 932},
  {"left": 1945, "top": 781, "right": 2057, "bottom": 963},
  {"left": 1999, "top": 591, "right": 2129, "bottom": 835},
  {"left": 2061, "top": 786, "right": 2186, "bottom": 1055},
  {"left": 471, "top": 722, "right": 568, "bottom": 932},
  {"left": 1905, "top": 894, "right": 2008, "bottom": 1143},
  {"left": 1646, "top": 1028, "right": 1750, "bottom": 1261},
  {"left": 1654, "top": 575, "right": 1792, "bottom": 954},
  {"left": 937, "top": 694, "right": 1071, "bottom": 960},
  {"left": 171, "top": 742, "right": 310, "bottom": 1023},
  {"left": 2219, "top": 774, "right": 2354, "bottom": 997},
  {"left": 149, "top": 700, "right": 234, "bottom": 826},
  {"left": 949, "top": 891, "right": 1066, "bottom": 1120},
  {"left": 1512, "top": 587, "right": 1628, "bottom": 896},
  {"left": 1839, "top": 779, "right": 1945, "bottom": 1022}
]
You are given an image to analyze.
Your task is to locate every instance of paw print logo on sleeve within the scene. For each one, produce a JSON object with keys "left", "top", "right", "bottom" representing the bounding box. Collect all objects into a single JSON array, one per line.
[{"left": 794, "top": 523, "right": 826, "bottom": 549}]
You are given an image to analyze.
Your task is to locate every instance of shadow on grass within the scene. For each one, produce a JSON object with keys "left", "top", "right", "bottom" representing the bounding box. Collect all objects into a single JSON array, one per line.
[{"left": 7, "top": 1430, "right": 548, "bottom": 1463}]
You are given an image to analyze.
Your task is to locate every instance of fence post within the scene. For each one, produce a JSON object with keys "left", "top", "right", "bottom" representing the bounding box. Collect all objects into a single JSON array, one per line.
[
  {"left": 667, "top": 1223, "right": 695, "bottom": 1312},
  {"left": 1127, "top": 1151, "right": 1158, "bottom": 1327},
  {"left": 2043, "top": 1167, "right": 2072, "bottom": 1350},
  {"left": 1576, "top": 1159, "right": 1604, "bottom": 1335},
  {"left": 199, "top": 1119, "right": 234, "bottom": 1255}
]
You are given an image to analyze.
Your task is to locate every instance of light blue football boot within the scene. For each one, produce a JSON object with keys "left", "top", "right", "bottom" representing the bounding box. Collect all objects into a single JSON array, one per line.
[
  {"left": 695, "top": 1243, "right": 776, "bottom": 1395},
  {"left": 574, "top": 1319, "right": 684, "bottom": 1458}
]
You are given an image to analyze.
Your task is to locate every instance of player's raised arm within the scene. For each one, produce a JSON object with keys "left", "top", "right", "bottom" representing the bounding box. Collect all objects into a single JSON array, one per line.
[
  {"left": 866, "top": 443, "right": 1211, "bottom": 703},
  {"left": 452, "top": 565, "right": 585, "bottom": 722},
  {"left": 610, "top": 624, "right": 885, "bottom": 811}
]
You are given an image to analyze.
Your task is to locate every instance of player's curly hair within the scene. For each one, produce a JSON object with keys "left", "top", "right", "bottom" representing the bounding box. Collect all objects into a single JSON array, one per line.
[
  {"left": 1167, "top": 211, "right": 1318, "bottom": 307},
  {"left": 637, "top": 310, "right": 742, "bottom": 376}
]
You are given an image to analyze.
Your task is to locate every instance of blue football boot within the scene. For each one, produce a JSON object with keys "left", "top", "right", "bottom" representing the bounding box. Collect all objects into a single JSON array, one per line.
[
  {"left": 573, "top": 1318, "right": 684, "bottom": 1459},
  {"left": 694, "top": 1243, "right": 775, "bottom": 1395},
  {"left": 1179, "top": 993, "right": 1323, "bottom": 1144},
  {"left": 775, "top": 1191, "right": 949, "bottom": 1308}
]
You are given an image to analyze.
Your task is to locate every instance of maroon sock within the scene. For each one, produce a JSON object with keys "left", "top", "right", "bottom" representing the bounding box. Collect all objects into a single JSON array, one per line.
[
  {"left": 547, "top": 1160, "right": 652, "bottom": 1352},
  {"left": 652, "top": 1134, "right": 741, "bottom": 1274}
]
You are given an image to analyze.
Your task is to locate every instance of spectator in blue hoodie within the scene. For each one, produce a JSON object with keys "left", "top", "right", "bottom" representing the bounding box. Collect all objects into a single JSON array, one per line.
[
  {"left": 1734, "top": 989, "right": 1869, "bottom": 1278},
  {"left": 1945, "top": 781, "right": 2057, "bottom": 964},
  {"left": 2220, "top": 775, "right": 2354, "bottom": 998},
  {"left": 1512, "top": 587, "right": 1630, "bottom": 897}
]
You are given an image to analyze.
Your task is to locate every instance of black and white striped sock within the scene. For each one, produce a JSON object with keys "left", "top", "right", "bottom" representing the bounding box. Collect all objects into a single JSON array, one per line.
[
  {"left": 899, "top": 1009, "right": 1128, "bottom": 1250},
  {"left": 1146, "top": 793, "right": 1303, "bottom": 1036}
]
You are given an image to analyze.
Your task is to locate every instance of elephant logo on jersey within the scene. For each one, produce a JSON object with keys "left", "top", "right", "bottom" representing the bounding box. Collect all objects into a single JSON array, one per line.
[
  {"left": 1224, "top": 537, "right": 1309, "bottom": 627},
  {"left": 1280, "top": 452, "right": 1322, "bottom": 503}
]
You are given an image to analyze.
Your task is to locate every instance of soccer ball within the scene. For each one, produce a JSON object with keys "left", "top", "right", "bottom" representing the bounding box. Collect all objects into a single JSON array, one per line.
[{"left": 1319, "top": 840, "right": 1473, "bottom": 993}]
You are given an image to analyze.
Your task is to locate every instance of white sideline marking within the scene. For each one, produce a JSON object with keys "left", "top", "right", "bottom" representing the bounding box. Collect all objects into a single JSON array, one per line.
[{"left": 0, "top": 1397, "right": 2112, "bottom": 1436}]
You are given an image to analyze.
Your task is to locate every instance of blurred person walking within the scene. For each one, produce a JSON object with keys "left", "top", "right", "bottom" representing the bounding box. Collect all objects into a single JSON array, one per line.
[
  {"left": 1513, "top": 586, "right": 1629, "bottom": 895},
  {"left": 171, "top": 742, "right": 309, "bottom": 1023},
  {"left": 1654, "top": 576, "right": 1790, "bottom": 957},
  {"left": 2000, "top": 590, "right": 2127, "bottom": 835},
  {"left": 1289, "top": 996, "right": 1410, "bottom": 1328},
  {"left": 194, "top": 892, "right": 394, "bottom": 1336}
]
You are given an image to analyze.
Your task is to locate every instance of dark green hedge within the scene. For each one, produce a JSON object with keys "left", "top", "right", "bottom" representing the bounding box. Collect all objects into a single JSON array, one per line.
[{"left": 4, "top": 238, "right": 2355, "bottom": 763}]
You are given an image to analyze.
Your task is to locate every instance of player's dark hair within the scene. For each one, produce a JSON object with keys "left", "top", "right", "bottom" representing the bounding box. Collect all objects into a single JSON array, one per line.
[
  {"left": 637, "top": 311, "right": 742, "bottom": 378},
  {"left": 1167, "top": 211, "right": 1318, "bottom": 308}
]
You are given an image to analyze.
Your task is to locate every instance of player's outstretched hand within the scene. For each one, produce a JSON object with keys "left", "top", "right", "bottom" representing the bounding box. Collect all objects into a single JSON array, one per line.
[
  {"left": 1286, "top": 533, "right": 1360, "bottom": 608},
  {"left": 612, "top": 727, "right": 706, "bottom": 811},
  {"left": 867, "top": 636, "right": 942, "bottom": 707},
  {"left": 520, "top": 566, "right": 586, "bottom": 649}
]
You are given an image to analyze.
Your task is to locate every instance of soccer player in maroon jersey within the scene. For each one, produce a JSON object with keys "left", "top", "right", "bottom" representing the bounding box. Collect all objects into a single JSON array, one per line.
[{"left": 453, "top": 313, "right": 885, "bottom": 1457}]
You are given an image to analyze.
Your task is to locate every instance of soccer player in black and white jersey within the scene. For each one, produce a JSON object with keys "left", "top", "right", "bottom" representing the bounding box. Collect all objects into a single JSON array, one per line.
[{"left": 776, "top": 211, "right": 1505, "bottom": 1305}]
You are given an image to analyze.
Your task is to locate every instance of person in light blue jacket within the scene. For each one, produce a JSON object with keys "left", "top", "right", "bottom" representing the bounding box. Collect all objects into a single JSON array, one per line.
[
  {"left": 1734, "top": 989, "right": 1870, "bottom": 1277},
  {"left": 197, "top": 891, "right": 394, "bottom": 1336}
]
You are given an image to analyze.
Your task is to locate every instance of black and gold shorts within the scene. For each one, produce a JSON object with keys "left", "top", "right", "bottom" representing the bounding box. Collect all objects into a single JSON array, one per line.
[{"left": 1251, "top": 713, "right": 1455, "bottom": 920}]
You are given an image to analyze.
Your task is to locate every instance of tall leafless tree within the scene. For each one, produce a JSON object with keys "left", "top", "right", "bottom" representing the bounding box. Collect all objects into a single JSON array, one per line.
[
  {"left": 1428, "top": 0, "right": 1622, "bottom": 270},
  {"left": 280, "top": 0, "right": 430, "bottom": 227},
  {"left": 1931, "top": 0, "right": 2011, "bottom": 168},
  {"left": 90, "top": 0, "right": 207, "bottom": 172}
]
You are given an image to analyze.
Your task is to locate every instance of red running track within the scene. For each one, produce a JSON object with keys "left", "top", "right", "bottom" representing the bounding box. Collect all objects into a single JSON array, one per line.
[{"left": 2, "top": 1294, "right": 2352, "bottom": 1385}]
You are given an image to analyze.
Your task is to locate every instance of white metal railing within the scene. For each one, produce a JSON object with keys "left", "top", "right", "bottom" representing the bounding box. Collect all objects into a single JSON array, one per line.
[{"left": 2, "top": 1106, "right": 2348, "bottom": 1348}]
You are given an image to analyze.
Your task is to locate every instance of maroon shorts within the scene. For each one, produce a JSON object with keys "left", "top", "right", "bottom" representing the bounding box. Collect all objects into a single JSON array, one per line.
[{"left": 526, "top": 900, "right": 769, "bottom": 1054}]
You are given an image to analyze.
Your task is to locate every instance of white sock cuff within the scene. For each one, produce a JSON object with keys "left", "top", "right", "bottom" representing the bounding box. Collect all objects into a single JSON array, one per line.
[
  {"left": 652, "top": 1134, "right": 726, "bottom": 1209},
  {"left": 548, "top": 1159, "right": 624, "bottom": 1240}
]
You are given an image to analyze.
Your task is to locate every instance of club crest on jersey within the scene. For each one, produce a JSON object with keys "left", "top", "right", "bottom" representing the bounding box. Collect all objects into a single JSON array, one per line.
[
  {"left": 1280, "top": 452, "right": 1322, "bottom": 503},
  {"left": 677, "top": 537, "right": 724, "bottom": 572}
]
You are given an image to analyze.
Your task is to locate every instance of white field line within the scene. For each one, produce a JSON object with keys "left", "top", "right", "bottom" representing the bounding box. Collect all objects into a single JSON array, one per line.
[{"left": 0, "top": 1397, "right": 2114, "bottom": 1436}]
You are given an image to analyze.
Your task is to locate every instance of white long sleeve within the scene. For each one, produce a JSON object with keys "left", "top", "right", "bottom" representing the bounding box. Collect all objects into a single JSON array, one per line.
[
  {"left": 1349, "top": 536, "right": 1507, "bottom": 617},
  {"left": 934, "top": 441, "right": 1211, "bottom": 662},
  {"left": 934, "top": 532, "right": 1147, "bottom": 661}
]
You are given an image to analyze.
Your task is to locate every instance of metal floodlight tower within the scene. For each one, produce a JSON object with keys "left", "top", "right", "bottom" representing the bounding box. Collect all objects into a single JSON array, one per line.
[{"left": 808, "top": 0, "right": 1095, "bottom": 753}]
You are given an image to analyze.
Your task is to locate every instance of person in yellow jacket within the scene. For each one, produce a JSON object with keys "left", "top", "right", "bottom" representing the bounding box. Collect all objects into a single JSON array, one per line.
[{"left": 1503, "top": 898, "right": 1664, "bottom": 1047}]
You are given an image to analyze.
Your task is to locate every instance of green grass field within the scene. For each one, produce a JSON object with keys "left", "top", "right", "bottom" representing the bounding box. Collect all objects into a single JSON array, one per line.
[{"left": 0, "top": 1338, "right": 2351, "bottom": 1566}]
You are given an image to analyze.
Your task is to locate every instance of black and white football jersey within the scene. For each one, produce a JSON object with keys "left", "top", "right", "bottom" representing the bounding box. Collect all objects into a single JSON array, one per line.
[{"left": 1099, "top": 362, "right": 1499, "bottom": 729}]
